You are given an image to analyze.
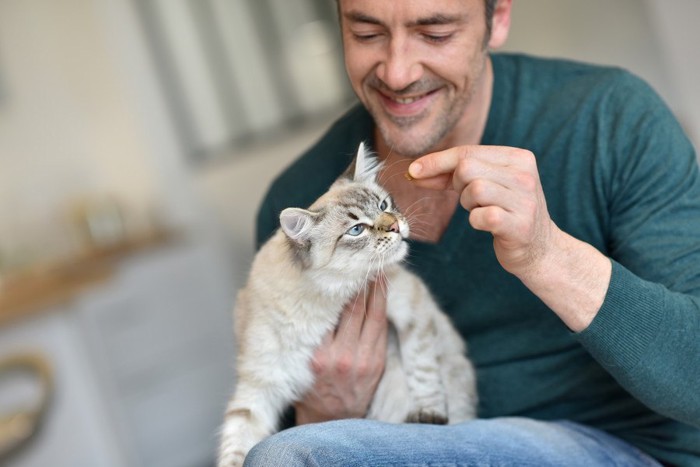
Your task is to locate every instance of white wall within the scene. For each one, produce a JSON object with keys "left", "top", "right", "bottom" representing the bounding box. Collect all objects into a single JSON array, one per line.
[
  {"left": 0, "top": 0, "right": 219, "bottom": 272},
  {"left": 644, "top": 0, "right": 700, "bottom": 144},
  {"left": 0, "top": 0, "right": 160, "bottom": 266}
]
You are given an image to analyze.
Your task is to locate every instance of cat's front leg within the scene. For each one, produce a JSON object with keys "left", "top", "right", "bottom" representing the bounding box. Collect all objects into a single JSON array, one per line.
[
  {"left": 218, "top": 407, "right": 266, "bottom": 467},
  {"left": 399, "top": 323, "right": 449, "bottom": 425},
  {"left": 388, "top": 278, "right": 449, "bottom": 424},
  {"left": 217, "top": 382, "right": 288, "bottom": 467}
]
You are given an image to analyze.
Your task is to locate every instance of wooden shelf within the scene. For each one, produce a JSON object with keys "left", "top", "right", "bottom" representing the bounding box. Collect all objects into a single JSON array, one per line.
[{"left": 0, "top": 230, "right": 174, "bottom": 327}]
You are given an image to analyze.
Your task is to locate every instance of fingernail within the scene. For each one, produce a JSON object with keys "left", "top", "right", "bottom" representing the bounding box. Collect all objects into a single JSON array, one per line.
[{"left": 409, "top": 162, "right": 422, "bottom": 177}]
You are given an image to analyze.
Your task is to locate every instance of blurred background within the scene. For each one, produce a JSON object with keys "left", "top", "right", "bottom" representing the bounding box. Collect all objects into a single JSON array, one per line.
[{"left": 0, "top": 0, "right": 697, "bottom": 466}]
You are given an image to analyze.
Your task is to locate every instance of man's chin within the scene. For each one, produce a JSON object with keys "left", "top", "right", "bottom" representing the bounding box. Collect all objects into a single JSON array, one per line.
[{"left": 377, "top": 124, "right": 442, "bottom": 158}]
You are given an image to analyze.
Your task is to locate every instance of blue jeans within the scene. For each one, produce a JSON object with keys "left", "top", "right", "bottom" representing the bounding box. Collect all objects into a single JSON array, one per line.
[{"left": 244, "top": 417, "right": 661, "bottom": 466}]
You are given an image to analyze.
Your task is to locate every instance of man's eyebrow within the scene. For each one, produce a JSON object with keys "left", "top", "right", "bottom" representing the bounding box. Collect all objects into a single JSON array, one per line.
[
  {"left": 343, "top": 11, "right": 466, "bottom": 28},
  {"left": 344, "top": 11, "right": 385, "bottom": 26},
  {"left": 409, "top": 14, "right": 466, "bottom": 27}
]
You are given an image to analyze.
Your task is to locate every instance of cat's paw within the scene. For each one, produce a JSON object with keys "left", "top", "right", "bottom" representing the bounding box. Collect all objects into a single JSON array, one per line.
[
  {"left": 405, "top": 409, "right": 448, "bottom": 425},
  {"left": 217, "top": 449, "right": 246, "bottom": 467},
  {"left": 218, "top": 418, "right": 261, "bottom": 467}
]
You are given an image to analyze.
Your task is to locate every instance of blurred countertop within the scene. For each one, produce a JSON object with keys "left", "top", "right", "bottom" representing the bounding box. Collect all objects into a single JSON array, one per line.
[{"left": 0, "top": 229, "right": 175, "bottom": 328}]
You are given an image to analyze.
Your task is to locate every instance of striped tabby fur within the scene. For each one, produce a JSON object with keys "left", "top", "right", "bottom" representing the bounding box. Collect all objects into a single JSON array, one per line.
[{"left": 218, "top": 143, "right": 477, "bottom": 467}]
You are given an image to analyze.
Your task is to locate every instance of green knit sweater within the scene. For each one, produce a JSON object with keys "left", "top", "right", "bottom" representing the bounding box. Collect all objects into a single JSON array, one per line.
[{"left": 256, "top": 53, "right": 700, "bottom": 465}]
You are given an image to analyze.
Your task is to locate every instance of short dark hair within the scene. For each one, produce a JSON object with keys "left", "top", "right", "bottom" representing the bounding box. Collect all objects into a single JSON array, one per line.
[{"left": 484, "top": 0, "right": 497, "bottom": 40}]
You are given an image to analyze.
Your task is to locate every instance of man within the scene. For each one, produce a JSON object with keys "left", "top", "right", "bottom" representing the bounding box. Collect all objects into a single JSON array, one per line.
[{"left": 245, "top": 0, "right": 700, "bottom": 465}]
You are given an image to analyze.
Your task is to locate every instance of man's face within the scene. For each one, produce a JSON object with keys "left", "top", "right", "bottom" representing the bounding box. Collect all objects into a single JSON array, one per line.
[{"left": 339, "top": 0, "right": 493, "bottom": 157}]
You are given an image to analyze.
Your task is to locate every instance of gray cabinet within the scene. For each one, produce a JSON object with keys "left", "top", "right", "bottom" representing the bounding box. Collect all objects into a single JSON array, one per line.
[{"left": 1, "top": 240, "right": 237, "bottom": 467}]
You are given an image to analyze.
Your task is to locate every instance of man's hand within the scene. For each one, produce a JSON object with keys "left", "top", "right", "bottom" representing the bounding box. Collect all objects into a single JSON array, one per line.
[
  {"left": 408, "top": 145, "right": 612, "bottom": 332},
  {"left": 408, "top": 145, "right": 555, "bottom": 278},
  {"left": 295, "top": 281, "right": 388, "bottom": 425}
]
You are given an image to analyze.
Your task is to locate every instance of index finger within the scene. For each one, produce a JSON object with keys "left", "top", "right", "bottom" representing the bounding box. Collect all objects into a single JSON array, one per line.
[
  {"left": 408, "top": 145, "right": 515, "bottom": 190},
  {"left": 408, "top": 147, "right": 465, "bottom": 181}
]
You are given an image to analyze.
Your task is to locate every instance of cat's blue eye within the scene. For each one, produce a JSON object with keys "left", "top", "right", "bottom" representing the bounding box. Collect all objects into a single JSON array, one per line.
[
  {"left": 346, "top": 224, "right": 365, "bottom": 236},
  {"left": 380, "top": 199, "right": 389, "bottom": 211}
]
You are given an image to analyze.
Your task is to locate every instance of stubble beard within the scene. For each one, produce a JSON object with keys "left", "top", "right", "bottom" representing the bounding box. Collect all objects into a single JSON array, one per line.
[
  {"left": 365, "top": 78, "right": 473, "bottom": 158},
  {"left": 364, "top": 49, "right": 489, "bottom": 158}
]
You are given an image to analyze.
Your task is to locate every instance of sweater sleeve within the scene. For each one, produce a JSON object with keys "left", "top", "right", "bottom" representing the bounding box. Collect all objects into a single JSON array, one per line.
[
  {"left": 255, "top": 187, "right": 280, "bottom": 250},
  {"left": 576, "top": 72, "right": 700, "bottom": 428}
]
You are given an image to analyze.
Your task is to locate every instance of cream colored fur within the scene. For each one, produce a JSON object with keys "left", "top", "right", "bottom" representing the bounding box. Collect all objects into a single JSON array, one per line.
[{"left": 218, "top": 144, "right": 477, "bottom": 467}]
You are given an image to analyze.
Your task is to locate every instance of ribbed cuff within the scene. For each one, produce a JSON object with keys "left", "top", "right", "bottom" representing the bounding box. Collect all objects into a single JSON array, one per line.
[{"left": 576, "top": 260, "right": 665, "bottom": 373}]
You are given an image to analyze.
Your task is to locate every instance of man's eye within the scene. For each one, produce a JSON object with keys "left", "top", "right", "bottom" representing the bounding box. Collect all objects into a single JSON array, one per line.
[
  {"left": 423, "top": 33, "right": 453, "bottom": 44},
  {"left": 352, "top": 32, "right": 381, "bottom": 42},
  {"left": 346, "top": 224, "right": 366, "bottom": 236}
]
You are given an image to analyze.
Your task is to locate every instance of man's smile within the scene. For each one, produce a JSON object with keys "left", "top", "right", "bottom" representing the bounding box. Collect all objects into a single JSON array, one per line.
[{"left": 376, "top": 87, "right": 441, "bottom": 118}]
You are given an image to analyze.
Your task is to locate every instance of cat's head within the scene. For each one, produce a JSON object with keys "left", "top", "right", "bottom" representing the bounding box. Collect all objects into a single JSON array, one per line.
[{"left": 279, "top": 143, "right": 409, "bottom": 277}]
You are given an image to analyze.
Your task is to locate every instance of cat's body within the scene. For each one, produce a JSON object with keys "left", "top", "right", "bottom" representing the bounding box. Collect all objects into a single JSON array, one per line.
[{"left": 218, "top": 144, "right": 477, "bottom": 467}]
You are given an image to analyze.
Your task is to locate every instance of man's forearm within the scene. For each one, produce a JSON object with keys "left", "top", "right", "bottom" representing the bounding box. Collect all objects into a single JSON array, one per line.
[{"left": 517, "top": 226, "right": 612, "bottom": 332}]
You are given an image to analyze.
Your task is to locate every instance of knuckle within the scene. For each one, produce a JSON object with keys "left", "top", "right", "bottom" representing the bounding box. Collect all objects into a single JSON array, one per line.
[
  {"left": 456, "top": 158, "right": 472, "bottom": 179},
  {"left": 335, "top": 354, "right": 354, "bottom": 375},
  {"left": 469, "top": 179, "right": 487, "bottom": 199},
  {"left": 484, "top": 207, "right": 503, "bottom": 227},
  {"left": 519, "top": 149, "right": 537, "bottom": 166},
  {"left": 515, "top": 172, "right": 537, "bottom": 192}
]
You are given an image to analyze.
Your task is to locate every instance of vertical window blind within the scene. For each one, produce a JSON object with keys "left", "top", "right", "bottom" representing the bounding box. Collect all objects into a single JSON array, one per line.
[{"left": 134, "top": 0, "right": 353, "bottom": 163}]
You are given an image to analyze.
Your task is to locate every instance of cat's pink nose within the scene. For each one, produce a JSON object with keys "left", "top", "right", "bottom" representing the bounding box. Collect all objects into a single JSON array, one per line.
[{"left": 387, "top": 222, "right": 399, "bottom": 233}]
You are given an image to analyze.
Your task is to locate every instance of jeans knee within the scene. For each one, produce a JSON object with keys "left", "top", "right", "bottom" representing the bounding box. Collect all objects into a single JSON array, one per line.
[
  {"left": 243, "top": 432, "right": 313, "bottom": 467},
  {"left": 243, "top": 422, "right": 353, "bottom": 467}
]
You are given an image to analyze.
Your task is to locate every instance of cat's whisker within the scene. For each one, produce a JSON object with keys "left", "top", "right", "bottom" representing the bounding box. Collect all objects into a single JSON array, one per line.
[
  {"left": 408, "top": 228, "right": 430, "bottom": 238},
  {"left": 340, "top": 262, "right": 377, "bottom": 340},
  {"left": 381, "top": 169, "right": 414, "bottom": 187},
  {"left": 377, "top": 267, "right": 389, "bottom": 300},
  {"left": 378, "top": 159, "right": 411, "bottom": 185},
  {"left": 405, "top": 215, "right": 432, "bottom": 229},
  {"left": 359, "top": 253, "right": 382, "bottom": 320},
  {"left": 405, "top": 212, "right": 432, "bottom": 224},
  {"left": 402, "top": 196, "right": 439, "bottom": 215}
]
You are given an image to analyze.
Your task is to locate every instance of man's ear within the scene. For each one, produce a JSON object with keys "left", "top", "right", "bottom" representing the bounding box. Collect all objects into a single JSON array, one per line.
[
  {"left": 488, "top": 0, "right": 513, "bottom": 49},
  {"left": 280, "top": 208, "right": 317, "bottom": 244}
]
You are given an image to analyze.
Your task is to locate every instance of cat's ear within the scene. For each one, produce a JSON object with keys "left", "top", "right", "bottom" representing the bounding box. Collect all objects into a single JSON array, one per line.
[
  {"left": 354, "top": 142, "right": 382, "bottom": 182},
  {"left": 280, "top": 208, "right": 318, "bottom": 245},
  {"left": 343, "top": 142, "right": 381, "bottom": 183}
]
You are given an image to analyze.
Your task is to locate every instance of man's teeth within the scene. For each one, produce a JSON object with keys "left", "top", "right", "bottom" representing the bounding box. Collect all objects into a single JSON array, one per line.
[{"left": 394, "top": 95, "right": 424, "bottom": 104}]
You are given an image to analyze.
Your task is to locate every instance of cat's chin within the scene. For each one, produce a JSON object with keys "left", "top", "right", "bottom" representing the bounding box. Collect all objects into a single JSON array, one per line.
[{"left": 386, "top": 240, "right": 409, "bottom": 265}]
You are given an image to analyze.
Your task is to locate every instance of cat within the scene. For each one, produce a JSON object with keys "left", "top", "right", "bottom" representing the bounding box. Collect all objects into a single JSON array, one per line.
[{"left": 218, "top": 143, "right": 477, "bottom": 467}]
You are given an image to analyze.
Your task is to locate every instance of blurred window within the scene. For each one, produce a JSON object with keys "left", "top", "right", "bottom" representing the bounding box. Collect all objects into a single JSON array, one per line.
[{"left": 135, "top": 0, "right": 353, "bottom": 163}]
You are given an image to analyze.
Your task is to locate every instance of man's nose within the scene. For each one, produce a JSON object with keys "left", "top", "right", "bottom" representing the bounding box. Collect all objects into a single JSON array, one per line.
[{"left": 375, "top": 36, "right": 422, "bottom": 91}]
